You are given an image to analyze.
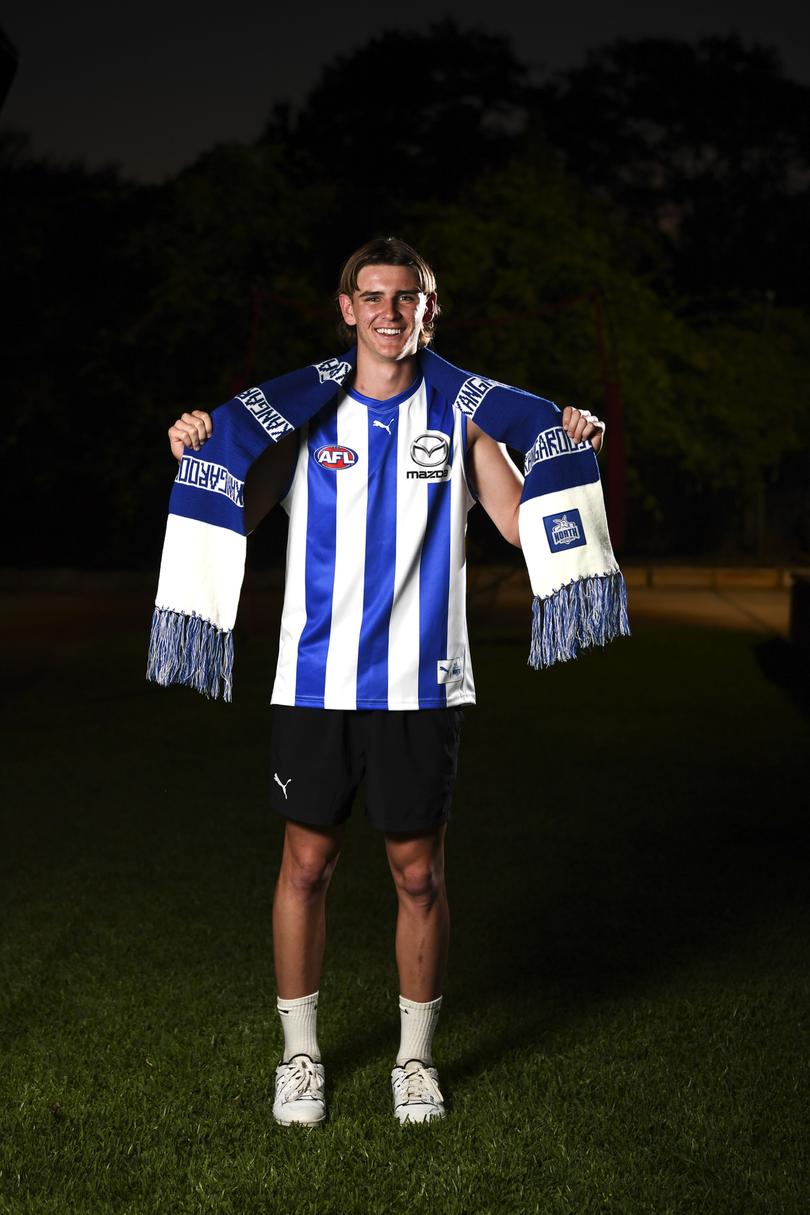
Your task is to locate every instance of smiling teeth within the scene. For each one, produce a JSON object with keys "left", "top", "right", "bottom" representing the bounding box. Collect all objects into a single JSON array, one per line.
[{"left": 377, "top": 328, "right": 402, "bottom": 335}]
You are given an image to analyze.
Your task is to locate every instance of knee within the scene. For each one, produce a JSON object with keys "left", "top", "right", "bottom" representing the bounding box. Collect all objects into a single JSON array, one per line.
[
  {"left": 391, "top": 858, "right": 444, "bottom": 909},
  {"left": 281, "top": 847, "right": 338, "bottom": 900}
]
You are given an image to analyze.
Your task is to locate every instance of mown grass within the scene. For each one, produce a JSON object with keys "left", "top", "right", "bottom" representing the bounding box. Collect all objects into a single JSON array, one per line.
[{"left": 1, "top": 612, "right": 808, "bottom": 1214}]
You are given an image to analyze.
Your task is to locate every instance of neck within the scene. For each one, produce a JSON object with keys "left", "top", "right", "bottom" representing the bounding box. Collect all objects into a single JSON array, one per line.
[{"left": 351, "top": 351, "right": 421, "bottom": 401}]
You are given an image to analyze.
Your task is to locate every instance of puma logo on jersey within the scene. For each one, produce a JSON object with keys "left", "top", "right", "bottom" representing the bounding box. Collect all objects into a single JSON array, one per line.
[
  {"left": 437, "top": 656, "right": 463, "bottom": 684},
  {"left": 274, "top": 773, "right": 292, "bottom": 799},
  {"left": 373, "top": 419, "right": 394, "bottom": 435}
]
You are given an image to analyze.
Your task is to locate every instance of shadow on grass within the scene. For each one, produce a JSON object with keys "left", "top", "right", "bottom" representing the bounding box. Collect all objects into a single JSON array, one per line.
[
  {"left": 438, "top": 628, "right": 810, "bottom": 1089},
  {"left": 444, "top": 787, "right": 809, "bottom": 1089}
]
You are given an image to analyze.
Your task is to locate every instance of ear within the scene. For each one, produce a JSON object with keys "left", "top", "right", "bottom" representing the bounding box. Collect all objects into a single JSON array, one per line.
[
  {"left": 338, "top": 292, "right": 356, "bottom": 325},
  {"left": 423, "top": 292, "right": 437, "bottom": 324}
]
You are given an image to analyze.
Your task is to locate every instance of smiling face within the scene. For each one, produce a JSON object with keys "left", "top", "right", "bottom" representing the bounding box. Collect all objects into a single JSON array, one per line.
[{"left": 338, "top": 264, "right": 437, "bottom": 366}]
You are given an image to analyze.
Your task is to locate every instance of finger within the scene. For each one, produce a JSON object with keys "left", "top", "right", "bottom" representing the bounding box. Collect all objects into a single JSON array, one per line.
[
  {"left": 168, "top": 423, "right": 201, "bottom": 455},
  {"left": 168, "top": 430, "right": 187, "bottom": 461},
  {"left": 568, "top": 410, "right": 605, "bottom": 446},
  {"left": 169, "top": 424, "right": 195, "bottom": 451},
  {"left": 179, "top": 412, "right": 209, "bottom": 448},
  {"left": 571, "top": 414, "right": 589, "bottom": 443},
  {"left": 585, "top": 415, "right": 605, "bottom": 451},
  {"left": 575, "top": 420, "right": 605, "bottom": 453},
  {"left": 190, "top": 410, "right": 213, "bottom": 439},
  {"left": 175, "top": 413, "right": 209, "bottom": 450},
  {"left": 562, "top": 406, "right": 581, "bottom": 437}
]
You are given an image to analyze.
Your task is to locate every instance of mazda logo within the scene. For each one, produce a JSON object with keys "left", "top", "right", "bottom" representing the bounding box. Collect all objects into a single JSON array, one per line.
[{"left": 410, "top": 431, "right": 450, "bottom": 468}]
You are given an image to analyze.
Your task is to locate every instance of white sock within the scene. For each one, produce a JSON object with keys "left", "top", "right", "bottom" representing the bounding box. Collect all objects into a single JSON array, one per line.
[
  {"left": 396, "top": 995, "right": 442, "bottom": 1067},
  {"left": 277, "top": 991, "right": 321, "bottom": 1062}
]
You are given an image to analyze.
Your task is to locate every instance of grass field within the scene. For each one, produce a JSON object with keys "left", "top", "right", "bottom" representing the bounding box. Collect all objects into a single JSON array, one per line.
[{"left": 1, "top": 611, "right": 808, "bottom": 1214}]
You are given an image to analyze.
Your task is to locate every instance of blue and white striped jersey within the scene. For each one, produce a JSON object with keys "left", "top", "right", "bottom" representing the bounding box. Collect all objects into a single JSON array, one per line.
[{"left": 270, "top": 375, "right": 477, "bottom": 710}]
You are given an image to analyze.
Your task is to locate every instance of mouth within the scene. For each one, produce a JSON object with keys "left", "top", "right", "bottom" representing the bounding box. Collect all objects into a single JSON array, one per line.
[{"left": 375, "top": 327, "right": 404, "bottom": 337}]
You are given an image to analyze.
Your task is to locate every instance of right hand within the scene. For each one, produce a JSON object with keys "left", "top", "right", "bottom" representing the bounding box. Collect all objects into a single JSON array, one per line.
[{"left": 168, "top": 410, "right": 213, "bottom": 461}]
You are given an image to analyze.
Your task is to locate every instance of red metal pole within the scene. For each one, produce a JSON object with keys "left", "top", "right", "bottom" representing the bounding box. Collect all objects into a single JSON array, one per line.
[{"left": 593, "top": 292, "right": 626, "bottom": 552}]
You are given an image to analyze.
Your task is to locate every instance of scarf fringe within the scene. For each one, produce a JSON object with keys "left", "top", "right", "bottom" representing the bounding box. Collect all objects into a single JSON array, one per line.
[
  {"left": 146, "top": 607, "right": 234, "bottom": 702},
  {"left": 529, "top": 572, "right": 630, "bottom": 669}
]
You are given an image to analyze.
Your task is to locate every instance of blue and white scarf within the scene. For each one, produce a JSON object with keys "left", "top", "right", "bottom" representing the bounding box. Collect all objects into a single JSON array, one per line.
[{"left": 147, "top": 347, "right": 629, "bottom": 700}]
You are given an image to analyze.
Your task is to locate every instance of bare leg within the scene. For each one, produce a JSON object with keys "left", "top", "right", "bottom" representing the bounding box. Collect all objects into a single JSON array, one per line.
[
  {"left": 385, "top": 825, "right": 449, "bottom": 1002},
  {"left": 272, "top": 819, "right": 344, "bottom": 999}
]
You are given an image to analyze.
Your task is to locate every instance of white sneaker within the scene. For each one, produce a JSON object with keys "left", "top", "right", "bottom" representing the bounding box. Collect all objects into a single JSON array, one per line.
[
  {"left": 391, "top": 1059, "right": 446, "bottom": 1123},
  {"left": 273, "top": 1054, "right": 326, "bottom": 1126}
]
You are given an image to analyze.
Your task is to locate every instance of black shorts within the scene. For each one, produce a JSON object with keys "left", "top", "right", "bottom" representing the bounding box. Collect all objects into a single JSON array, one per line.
[{"left": 269, "top": 706, "right": 465, "bottom": 834}]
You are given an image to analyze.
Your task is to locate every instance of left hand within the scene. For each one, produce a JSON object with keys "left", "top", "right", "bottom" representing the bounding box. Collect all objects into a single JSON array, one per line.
[{"left": 562, "top": 406, "right": 605, "bottom": 454}]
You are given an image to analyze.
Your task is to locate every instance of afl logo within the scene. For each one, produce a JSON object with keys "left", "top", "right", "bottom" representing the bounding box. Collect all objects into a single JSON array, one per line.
[
  {"left": 410, "top": 431, "right": 450, "bottom": 468},
  {"left": 315, "top": 444, "right": 358, "bottom": 470}
]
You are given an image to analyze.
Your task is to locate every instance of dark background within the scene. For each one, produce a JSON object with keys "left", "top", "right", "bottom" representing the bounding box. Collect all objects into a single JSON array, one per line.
[{"left": 2, "top": 2, "right": 809, "bottom": 573}]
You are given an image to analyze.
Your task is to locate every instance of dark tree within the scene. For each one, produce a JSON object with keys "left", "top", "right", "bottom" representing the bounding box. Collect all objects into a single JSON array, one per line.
[
  {"left": 259, "top": 19, "right": 532, "bottom": 259},
  {"left": 0, "top": 133, "right": 163, "bottom": 565},
  {"left": 0, "top": 22, "right": 18, "bottom": 112},
  {"left": 536, "top": 35, "right": 810, "bottom": 308}
]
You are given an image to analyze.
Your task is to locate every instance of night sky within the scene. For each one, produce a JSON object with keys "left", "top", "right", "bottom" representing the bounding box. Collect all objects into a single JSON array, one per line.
[{"left": 2, "top": 0, "right": 808, "bottom": 182}]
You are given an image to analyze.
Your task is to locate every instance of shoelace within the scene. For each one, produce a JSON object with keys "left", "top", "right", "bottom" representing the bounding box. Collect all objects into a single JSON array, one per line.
[
  {"left": 394, "top": 1064, "right": 443, "bottom": 1106},
  {"left": 278, "top": 1057, "right": 324, "bottom": 1102}
]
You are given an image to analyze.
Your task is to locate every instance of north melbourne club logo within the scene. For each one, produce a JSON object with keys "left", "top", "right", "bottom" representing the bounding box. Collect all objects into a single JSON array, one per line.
[
  {"left": 407, "top": 431, "right": 451, "bottom": 480},
  {"left": 543, "top": 508, "right": 587, "bottom": 552}
]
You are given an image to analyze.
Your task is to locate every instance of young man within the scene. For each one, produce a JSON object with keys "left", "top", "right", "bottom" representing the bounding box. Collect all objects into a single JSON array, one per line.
[{"left": 168, "top": 238, "right": 604, "bottom": 1127}]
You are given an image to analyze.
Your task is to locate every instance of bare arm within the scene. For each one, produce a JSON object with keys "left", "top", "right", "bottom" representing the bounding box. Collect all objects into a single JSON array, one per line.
[
  {"left": 467, "top": 407, "right": 605, "bottom": 549},
  {"left": 167, "top": 410, "right": 297, "bottom": 533},
  {"left": 466, "top": 425, "right": 524, "bottom": 548}
]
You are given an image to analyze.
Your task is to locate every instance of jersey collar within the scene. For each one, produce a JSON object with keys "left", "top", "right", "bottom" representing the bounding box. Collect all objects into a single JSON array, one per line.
[{"left": 346, "top": 374, "right": 423, "bottom": 413}]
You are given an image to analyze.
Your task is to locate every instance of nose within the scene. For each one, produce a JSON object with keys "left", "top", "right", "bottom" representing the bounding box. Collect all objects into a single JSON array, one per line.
[{"left": 383, "top": 295, "right": 401, "bottom": 318}]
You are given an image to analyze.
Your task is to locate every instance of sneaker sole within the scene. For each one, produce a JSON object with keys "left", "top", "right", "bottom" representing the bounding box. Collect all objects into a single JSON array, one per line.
[
  {"left": 273, "top": 1112, "right": 326, "bottom": 1127},
  {"left": 395, "top": 1108, "right": 446, "bottom": 1124}
]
